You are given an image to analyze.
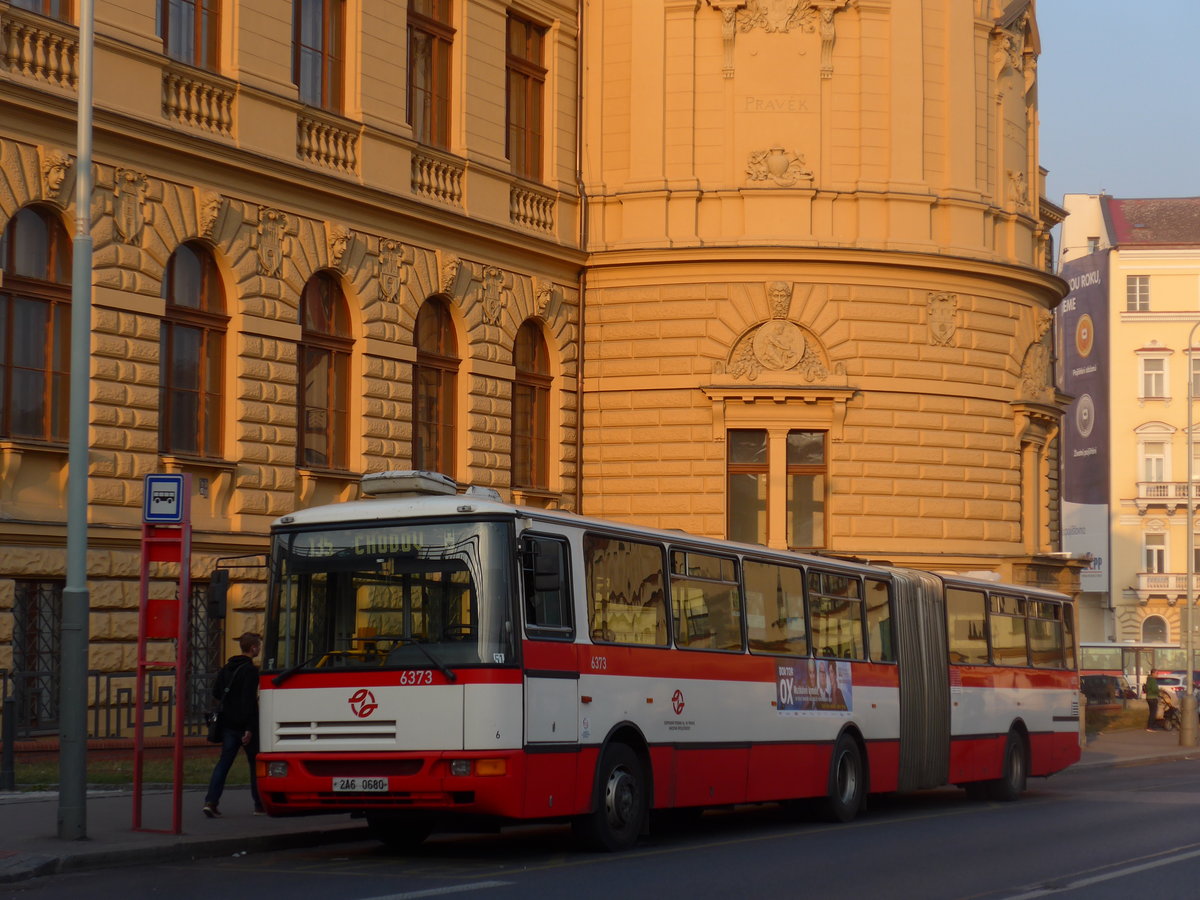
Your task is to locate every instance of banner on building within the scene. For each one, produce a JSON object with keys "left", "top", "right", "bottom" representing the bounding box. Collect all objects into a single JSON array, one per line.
[{"left": 1056, "top": 252, "right": 1110, "bottom": 591}]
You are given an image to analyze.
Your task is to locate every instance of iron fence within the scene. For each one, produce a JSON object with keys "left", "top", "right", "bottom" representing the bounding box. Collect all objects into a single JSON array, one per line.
[{"left": 0, "top": 667, "right": 221, "bottom": 741}]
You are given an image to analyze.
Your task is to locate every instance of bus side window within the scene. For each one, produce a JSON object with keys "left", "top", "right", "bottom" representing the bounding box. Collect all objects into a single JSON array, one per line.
[
  {"left": 865, "top": 578, "right": 894, "bottom": 662},
  {"left": 1062, "top": 603, "right": 1076, "bottom": 670},
  {"left": 989, "top": 593, "right": 1028, "bottom": 667},
  {"left": 745, "top": 559, "right": 807, "bottom": 656},
  {"left": 522, "top": 535, "right": 574, "bottom": 639},
  {"left": 945, "top": 587, "right": 988, "bottom": 665},
  {"left": 669, "top": 550, "right": 742, "bottom": 651},
  {"left": 583, "top": 534, "right": 669, "bottom": 647},
  {"left": 809, "top": 571, "right": 865, "bottom": 660},
  {"left": 1027, "top": 599, "right": 1064, "bottom": 668}
]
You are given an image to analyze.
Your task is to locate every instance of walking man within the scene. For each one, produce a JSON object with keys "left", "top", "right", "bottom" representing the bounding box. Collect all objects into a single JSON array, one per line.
[{"left": 203, "top": 632, "right": 263, "bottom": 817}]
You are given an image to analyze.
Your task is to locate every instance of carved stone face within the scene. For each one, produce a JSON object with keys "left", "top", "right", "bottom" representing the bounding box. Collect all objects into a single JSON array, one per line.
[
  {"left": 46, "top": 164, "right": 67, "bottom": 192},
  {"left": 43, "top": 152, "right": 70, "bottom": 194}
]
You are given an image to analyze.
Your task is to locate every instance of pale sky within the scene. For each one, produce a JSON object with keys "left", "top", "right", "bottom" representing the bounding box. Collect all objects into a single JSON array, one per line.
[{"left": 1036, "top": 0, "right": 1200, "bottom": 203}]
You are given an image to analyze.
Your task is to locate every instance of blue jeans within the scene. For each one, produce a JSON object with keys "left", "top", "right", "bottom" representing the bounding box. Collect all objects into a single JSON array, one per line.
[{"left": 204, "top": 726, "right": 260, "bottom": 808}]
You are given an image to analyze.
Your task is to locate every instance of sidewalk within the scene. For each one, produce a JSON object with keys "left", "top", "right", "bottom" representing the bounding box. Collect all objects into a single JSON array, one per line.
[{"left": 1, "top": 729, "right": 1197, "bottom": 886}]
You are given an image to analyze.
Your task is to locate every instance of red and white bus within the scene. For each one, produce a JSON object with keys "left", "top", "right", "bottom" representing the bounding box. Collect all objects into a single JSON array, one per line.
[{"left": 255, "top": 471, "right": 1081, "bottom": 850}]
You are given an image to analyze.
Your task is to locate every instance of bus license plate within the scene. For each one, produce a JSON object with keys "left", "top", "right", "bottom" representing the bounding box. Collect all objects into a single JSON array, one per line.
[{"left": 332, "top": 777, "right": 388, "bottom": 792}]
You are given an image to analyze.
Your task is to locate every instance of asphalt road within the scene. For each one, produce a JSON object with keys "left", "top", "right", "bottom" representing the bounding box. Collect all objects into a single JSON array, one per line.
[{"left": 7, "top": 758, "right": 1200, "bottom": 900}]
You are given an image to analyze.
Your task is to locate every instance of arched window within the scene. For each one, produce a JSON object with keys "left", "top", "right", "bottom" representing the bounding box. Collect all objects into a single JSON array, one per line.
[
  {"left": 0, "top": 206, "right": 72, "bottom": 442},
  {"left": 1142, "top": 615, "right": 1168, "bottom": 644},
  {"left": 512, "top": 320, "right": 550, "bottom": 490},
  {"left": 298, "top": 272, "right": 352, "bottom": 469},
  {"left": 160, "top": 242, "right": 226, "bottom": 458},
  {"left": 413, "top": 298, "right": 457, "bottom": 477}
]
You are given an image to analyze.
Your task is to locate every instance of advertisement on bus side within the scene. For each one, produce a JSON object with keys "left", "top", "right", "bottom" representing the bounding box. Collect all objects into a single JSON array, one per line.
[{"left": 776, "top": 659, "right": 852, "bottom": 716}]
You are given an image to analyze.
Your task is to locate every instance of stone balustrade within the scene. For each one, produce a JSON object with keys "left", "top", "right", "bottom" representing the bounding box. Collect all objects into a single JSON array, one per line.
[{"left": 1, "top": 7, "right": 77, "bottom": 90}]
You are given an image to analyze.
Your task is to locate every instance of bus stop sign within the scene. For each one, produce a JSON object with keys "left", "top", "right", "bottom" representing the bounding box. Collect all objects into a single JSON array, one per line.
[{"left": 144, "top": 474, "right": 186, "bottom": 524}]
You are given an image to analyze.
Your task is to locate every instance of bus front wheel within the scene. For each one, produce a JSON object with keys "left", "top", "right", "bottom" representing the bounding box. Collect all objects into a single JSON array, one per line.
[
  {"left": 573, "top": 742, "right": 646, "bottom": 851},
  {"left": 823, "top": 734, "right": 865, "bottom": 823}
]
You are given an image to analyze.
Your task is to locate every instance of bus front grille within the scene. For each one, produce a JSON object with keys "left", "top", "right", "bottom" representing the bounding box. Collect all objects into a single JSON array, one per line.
[{"left": 275, "top": 720, "right": 399, "bottom": 742}]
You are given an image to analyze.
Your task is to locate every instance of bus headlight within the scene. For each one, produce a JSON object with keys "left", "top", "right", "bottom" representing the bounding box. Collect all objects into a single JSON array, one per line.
[
  {"left": 267, "top": 761, "right": 289, "bottom": 778},
  {"left": 448, "top": 759, "right": 506, "bottom": 776}
]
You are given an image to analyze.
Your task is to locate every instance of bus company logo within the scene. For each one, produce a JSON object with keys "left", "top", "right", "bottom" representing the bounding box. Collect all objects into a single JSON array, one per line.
[
  {"left": 671, "top": 689, "right": 685, "bottom": 715},
  {"left": 348, "top": 689, "right": 378, "bottom": 718}
]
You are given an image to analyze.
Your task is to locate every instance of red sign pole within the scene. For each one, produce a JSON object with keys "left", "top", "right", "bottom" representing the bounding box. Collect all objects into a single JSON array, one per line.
[{"left": 133, "top": 474, "right": 191, "bottom": 834}]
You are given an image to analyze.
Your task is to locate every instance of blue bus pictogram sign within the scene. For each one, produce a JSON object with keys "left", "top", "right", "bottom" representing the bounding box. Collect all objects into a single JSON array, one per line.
[{"left": 143, "top": 474, "right": 186, "bottom": 524}]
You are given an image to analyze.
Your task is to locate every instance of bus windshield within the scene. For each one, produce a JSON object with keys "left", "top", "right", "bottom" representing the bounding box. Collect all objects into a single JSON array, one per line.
[{"left": 264, "top": 519, "right": 516, "bottom": 673}]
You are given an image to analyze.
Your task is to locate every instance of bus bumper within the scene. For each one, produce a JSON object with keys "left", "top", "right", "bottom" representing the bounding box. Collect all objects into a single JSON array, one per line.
[{"left": 255, "top": 750, "right": 530, "bottom": 818}]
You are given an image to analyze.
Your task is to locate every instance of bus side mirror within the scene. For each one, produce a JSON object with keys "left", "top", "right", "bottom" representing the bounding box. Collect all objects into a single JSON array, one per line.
[{"left": 207, "top": 570, "right": 229, "bottom": 619}]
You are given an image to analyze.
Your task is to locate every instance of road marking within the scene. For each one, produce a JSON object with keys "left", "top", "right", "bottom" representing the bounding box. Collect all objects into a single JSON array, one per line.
[
  {"left": 357, "top": 881, "right": 513, "bottom": 900},
  {"left": 1000, "top": 846, "right": 1200, "bottom": 899}
]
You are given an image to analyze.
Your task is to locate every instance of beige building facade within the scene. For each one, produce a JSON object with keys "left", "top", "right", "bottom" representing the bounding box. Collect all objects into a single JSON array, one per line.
[
  {"left": 579, "top": 0, "right": 1072, "bottom": 581},
  {"left": 1060, "top": 193, "right": 1200, "bottom": 646},
  {"left": 0, "top": 0, "right": 1078, "bottom": 734}
]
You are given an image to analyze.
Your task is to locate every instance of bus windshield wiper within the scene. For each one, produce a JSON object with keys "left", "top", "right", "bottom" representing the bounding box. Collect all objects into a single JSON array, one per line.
[
  {"left": 272, "top": 652, "right": 325, "bottom": 686},
  {"left": 394, "top": 637, "right": 456, "bottom": 682}
]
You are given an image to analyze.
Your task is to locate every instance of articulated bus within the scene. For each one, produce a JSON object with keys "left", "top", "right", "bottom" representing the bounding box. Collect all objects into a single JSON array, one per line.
[{"left": 255, "top": 471, "right": 1081, "bottom": 850}]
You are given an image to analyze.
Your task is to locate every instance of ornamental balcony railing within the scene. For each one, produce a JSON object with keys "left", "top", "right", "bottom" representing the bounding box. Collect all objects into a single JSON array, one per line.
[
  {"left": 1133, "top": 572, "right": 1200, "bottom": 604},
  {"left": 162, "top": 62, "right": 236, "bottom": 137},
  {"left": 1134, "top": 481, "right": 1200, "bottom": 514},
  {"left": 510, "top": 182, "right": 556, "bottom": 233},
  {"left": 297, "top": 109, "right": 361, "bottom": 174},
  {"left": 411, "top": 148, "right": 464, "bottom": 207},
  {"left": 1, "top": 5, "right": 77, "bottom": 90}
]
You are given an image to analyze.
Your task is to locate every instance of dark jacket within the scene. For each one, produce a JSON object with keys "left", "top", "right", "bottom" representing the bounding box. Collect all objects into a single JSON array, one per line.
[{"left": 213, "top": 654, "right": 259, "bottom": 732}]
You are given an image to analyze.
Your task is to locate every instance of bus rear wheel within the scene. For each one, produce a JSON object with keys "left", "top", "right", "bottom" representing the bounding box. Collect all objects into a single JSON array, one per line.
[
  {"left": 366, "top": 813, "right": 434, "bottom": 851},
  {"left": 823, "top": 734, "right": 865, "bottom": 823},
  {"left": 987, "top": 731, "right": 1027, "bottom": 802},
  {"left": 573, "top": 743, "right": 646, "bottom": 851}
]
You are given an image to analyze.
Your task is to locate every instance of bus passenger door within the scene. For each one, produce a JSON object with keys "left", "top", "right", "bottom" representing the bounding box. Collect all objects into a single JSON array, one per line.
[{"left": 521, "top": 534, "right": 580, "bottom": 743}]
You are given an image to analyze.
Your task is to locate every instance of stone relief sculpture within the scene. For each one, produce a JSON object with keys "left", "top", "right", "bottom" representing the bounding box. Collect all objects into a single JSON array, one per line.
[
  {"left": 746, "top": 147, "right": 813, "bottom": 186},
  {"left": 256, "top": 206, "right": 288, "bottom": 277},
  {"left": 724, "top": 281, "right": 835, "bottom": 382},
  {"left": 440, "top": 253, "right": 461, "bottom": 297},
  {"left": 478, "top": 266, "right": 512, "bottom": 326},
  {"left": 534, "top": 279, "right": 554, "bottom": 316},
  {"left": 197, "top": 189, "right": 224, "bottom": 239},
  {"left": 113, "top": 169, "right": 149, "bottom": 244},
  {"left": 327, "top": 222, "right": 352, "bottom": 270},
  {"left": 708, "top": 0, "right": 847, "bottom": 79},
  {"left": 927, "top": 292, "right": 958, "bottom": 346},
  {"left": 377, "top": 239, "right": 412, "bottom": 303},
  {"left": 1019, "top": 311, "right": 1054, "bottom": 403},
  {"left": 1008, "top": 170, "right": 1031, "bottom": 213},
  {"left": 737, "top": 0, "right": 815, "bottom": 34},
  {"left": 41, "top": 148, "right": 71, "bottom": 200}
]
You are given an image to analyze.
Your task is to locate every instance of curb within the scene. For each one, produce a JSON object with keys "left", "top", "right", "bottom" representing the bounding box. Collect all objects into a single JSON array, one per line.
[{"left": 0, "top": 825, "right": 371, "bottom": 886}]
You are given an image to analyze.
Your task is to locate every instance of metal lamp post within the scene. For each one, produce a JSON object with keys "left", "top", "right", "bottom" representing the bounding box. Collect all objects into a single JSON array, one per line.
[{"left": 1182, "top": 321, "right": 1200, "bottom": 747}]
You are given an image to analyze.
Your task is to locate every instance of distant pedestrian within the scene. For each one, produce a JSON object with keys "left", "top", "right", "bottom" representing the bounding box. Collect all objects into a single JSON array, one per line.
[
  {"left": 1145, "top": 675, "right": 1160, "bottom": 731},
  {"left": 203, "top": 632, "right": 263, "bottom": 817}
]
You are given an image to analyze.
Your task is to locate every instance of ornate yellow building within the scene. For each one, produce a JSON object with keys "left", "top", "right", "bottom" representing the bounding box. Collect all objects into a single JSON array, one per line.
[
  {"left": 579, "top": 0, "right": 1071, "bottom": 579},
  {"left": 0, "top": 0, "right": 1077, "bottom": 734}
]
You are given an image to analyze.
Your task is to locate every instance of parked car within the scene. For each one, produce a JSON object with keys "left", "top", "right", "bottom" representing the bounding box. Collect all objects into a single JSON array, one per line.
[
  {"left": 1081, "top": 674, "right": 1132, "bottom": 705},
  {"left": 1155, "top": 673, "right": 1188, "bottom": 695}
]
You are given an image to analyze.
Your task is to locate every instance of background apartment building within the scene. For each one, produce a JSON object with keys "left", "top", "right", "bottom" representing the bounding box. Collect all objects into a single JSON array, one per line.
[
  {"left": 0, "top": 0, "right": 1080, "bottom": 738},
  {"left": 1060, "top": 193, "right": 1200, "bottom": 645}
]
